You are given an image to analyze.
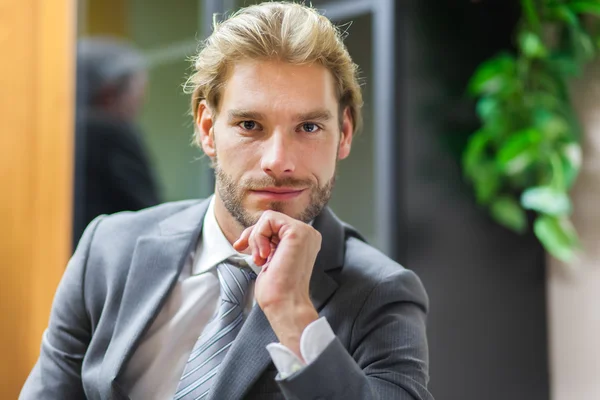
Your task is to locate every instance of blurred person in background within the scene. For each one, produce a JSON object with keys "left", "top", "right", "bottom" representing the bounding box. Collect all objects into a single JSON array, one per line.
[
  {"left": 72, "top": 37, "right": 161, "bottom": 248},
  {"left": 21, "top": 3, "right": 432, "bottom": 400}
]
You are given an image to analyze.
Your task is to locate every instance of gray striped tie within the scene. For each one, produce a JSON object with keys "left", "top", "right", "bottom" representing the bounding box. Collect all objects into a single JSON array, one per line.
[{"left": 173, "top": 259, "right": 256, "bottom": 400}]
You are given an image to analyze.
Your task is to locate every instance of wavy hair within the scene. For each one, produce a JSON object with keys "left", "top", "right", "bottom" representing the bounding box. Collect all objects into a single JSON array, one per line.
[{"left": 185, "top": 1, "right": 363, "bottom": 144}]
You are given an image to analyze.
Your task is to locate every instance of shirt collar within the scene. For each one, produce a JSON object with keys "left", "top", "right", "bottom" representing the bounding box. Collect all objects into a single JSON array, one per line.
[{"left": 192, "top": 196, "right": 261, "bottom": 276}]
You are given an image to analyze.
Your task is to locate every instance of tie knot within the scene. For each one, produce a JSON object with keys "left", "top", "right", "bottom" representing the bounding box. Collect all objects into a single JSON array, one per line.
[
  {"left": 227, "top": 256, "right": 258, "bottom": 280},
  {"left": 217, "top": 260, "right": 255, "bottom": 305}
]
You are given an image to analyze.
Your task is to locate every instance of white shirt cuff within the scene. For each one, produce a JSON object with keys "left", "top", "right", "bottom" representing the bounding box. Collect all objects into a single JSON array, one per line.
[{"left": 265, "top": 317, "right": 335, "bottom": 379}]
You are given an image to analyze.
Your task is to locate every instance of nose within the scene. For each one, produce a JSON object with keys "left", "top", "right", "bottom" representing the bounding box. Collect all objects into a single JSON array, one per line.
[{"left": 260, "top": 131, "right": 295, "bottom": 178}]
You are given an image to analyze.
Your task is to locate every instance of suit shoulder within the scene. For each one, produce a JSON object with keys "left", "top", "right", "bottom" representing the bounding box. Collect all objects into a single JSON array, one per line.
[
  {"left": 88, "top": 200, "right": 201, "bottom": 244},
  {"left": 76, "top": 200, "right": 204, "bottom": 288},
  {"left": 343, "top": 236, "right": 428, "bottom": 306},
  {"left": 344, "top": 236, "right": 406, "bottom": 279}
]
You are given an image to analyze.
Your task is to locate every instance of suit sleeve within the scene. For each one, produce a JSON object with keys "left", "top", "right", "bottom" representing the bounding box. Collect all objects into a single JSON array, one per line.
[
  {"left": 275, "top": 269, "right": 434, "bottom": 400},
  {"left": 19, "top": 217, "right": 103, "bottom": 399}
]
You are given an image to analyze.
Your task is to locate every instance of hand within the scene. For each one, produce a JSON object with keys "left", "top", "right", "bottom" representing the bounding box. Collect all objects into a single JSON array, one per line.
[{"left": 233, "top": 210, "right": 321, "bottom": 359}]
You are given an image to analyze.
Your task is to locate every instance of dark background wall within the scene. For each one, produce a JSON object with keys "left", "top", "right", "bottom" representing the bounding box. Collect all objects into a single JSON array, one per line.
[{"left": 395, "top": 1, "right": 550, "bottom": 399}]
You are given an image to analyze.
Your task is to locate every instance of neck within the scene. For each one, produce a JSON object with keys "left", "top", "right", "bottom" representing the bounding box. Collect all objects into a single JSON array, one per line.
[{"left": 213, "top": 193, "right": 248, "bottom": 251}]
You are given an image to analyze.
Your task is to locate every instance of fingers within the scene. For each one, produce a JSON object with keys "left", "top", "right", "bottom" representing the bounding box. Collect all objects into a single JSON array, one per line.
[
  {"left": 233, "top": 226, "right": 271, "bottom": 267},
  {"left": 233, "top": 225, "right": 268, "bottom": 267},
  {"left": 233, "top": 211, "right": 292, "bottom": 266},
  {"left": 249, "top": 213, "right": 278, "bottom": 265},
  {"left": 233, "top": 226, "right": 253, "bottom": 252}
]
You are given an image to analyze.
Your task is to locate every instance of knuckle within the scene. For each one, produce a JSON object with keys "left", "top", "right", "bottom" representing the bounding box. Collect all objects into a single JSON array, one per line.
[
  {"left": 249, "top": 229, "right": 259, "bottom": 242},
  {"left": 263, "top": 210, "right": 275, "bottom": 219},
  {"left": 314, "top": 230, "right": 322, "bottom": 243}
]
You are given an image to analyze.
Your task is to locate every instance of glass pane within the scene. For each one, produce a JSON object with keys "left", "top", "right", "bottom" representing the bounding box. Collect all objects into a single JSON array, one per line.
[
  {"left": 327, "top": 13, "right": 376, "bottom": 245},
  {"left": 235, "top": 0, "right": 263, "bottom": 7},
  {"left": 138, "top": 60, "right": 212, "bottom": 201},
  {"left": 74, "top": 0, "right": 209, "bottom": 246},
  {"left": 128, "top": 0, "right": 199, "bottom": 50},
  {"left": 129, "top": 0, "right": 211, "bottom": 201}
]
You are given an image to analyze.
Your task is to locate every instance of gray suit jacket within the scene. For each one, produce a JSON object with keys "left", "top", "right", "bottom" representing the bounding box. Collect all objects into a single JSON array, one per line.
[{"left": 20, "top": 199, "right": 433, "bottom": 400}]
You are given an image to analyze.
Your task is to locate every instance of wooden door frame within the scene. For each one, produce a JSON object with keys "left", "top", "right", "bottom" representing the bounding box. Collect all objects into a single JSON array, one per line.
[{"left": 0, "top": 0, "right": 76, "bottom": 397}]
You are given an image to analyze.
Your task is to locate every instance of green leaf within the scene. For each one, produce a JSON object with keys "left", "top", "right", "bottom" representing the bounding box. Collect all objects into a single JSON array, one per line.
[
  {"left": 476, "top": 97, "right": 499, "bottom": 121},
  {"left": 547, "top": 4, "right": 580, "bottom": 27},
  {"left": 550, "top": 152, "right": 566, "bottom": 190},
  {"left": 497, "top": 128, "right": 543, "bottom": 175},
  {"left": 463, "top": 131, "right": 501, "bottom": 205},
  {"left": 548, "top": 53, "right": 582, "bottom": 77},
  {"left": 534, "top": 71, "right": 562, "bottom": 95},
  {"left": 468, "top": 54, "right": 517, "bottom": 96},
  {"left": 522, "top": 0, "right": 541, "bottom": 31},
  {"left": 519, "top": 31, "right": 548, "bottom": 58},
  {"left": 571, "top": 28, "right": 596, "bottom": 61},
  {"left": 534, "top": 109, "right": 570, "bottom": 139},
  {"left": 521, "top": 186, "right": 572, "bottom": 215},
  {"left": 579, "top": 31, "right": 596, "bottom": 58},
  {"left": 463, "top": 129, "right": 493, "bottom": 178},
  {"left": 569, "top": 1, "right": 600, "bottom": 16},
  {"left": 529, "top": 92, "right": 569, "bottom": 112},
  {"left": 473, "top": 163, "right": 501, "bottom": 205},
  {"left": 490, "top": 196, "right": 528, "bottom": 233},
  {"left": 560, "top": 142, "right": 582, "bottom": 188},
  {"left": 534, "top": 215, "right": 580, "bottom": 262}
]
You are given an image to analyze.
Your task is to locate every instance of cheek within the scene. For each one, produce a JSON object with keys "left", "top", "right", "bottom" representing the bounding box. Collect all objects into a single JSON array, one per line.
[
  {"left": 305, "top": 139, "right": 338, "bottom": 179},
  {"left": 216, "top": 135, "right": 260, "bottom": 170},
  {"left": 317, "top": 159, "right": 337, "bottom": 181}
]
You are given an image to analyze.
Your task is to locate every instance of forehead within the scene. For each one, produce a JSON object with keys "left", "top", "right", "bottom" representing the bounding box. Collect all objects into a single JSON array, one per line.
[{"left": 219, "top": 60, "right": 338, "bottom": 115}]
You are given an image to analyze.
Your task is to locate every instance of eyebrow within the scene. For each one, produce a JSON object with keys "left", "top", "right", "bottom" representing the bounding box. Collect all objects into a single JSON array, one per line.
[
  {"left": 227, "top": 109, "right": 267, "bottom": 121},
  {"left": 226, "top": 109, "right": 334, "bottom": 122},
  {"left": 294, "top": 110, "right": 333, "bottom": 122}
]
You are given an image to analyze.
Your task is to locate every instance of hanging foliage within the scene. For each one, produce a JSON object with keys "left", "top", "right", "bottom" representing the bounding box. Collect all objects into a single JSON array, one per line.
[{"left": 464, "top": 0, "right": 600, "bottom": 262}]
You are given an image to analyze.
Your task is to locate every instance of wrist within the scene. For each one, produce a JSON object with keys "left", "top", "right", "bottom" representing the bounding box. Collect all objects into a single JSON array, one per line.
[{"left": 263, "top": 300, "right": 318, "bottom": 361}]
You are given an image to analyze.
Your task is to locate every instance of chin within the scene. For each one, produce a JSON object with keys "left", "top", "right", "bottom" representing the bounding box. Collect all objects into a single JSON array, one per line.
[{"left": 250, "top": 200, "right": 305, "bottom": 219}]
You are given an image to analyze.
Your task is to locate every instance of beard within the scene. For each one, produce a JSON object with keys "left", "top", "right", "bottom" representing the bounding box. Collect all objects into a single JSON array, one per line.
[{"left": 214, "top": 157, "right": 336, "bottom": 228}]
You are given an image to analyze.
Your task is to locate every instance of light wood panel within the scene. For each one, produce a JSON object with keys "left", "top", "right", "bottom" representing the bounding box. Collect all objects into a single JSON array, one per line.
[{"left": 0, "top": 0, "right": 76, "bottom": 397}]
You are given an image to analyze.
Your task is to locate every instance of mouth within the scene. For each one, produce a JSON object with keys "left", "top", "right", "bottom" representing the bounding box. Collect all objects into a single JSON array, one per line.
[{"left": 249, "top": 187, "right": 306, "bottom": 201}]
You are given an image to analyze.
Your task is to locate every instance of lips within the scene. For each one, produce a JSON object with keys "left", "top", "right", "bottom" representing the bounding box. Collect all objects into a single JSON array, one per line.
[
  {"left": 250, "top": 187, "right": 305, "bottom": 200},
  {"left": 255, "top": 187, "right": 303, "bottom": 194}
]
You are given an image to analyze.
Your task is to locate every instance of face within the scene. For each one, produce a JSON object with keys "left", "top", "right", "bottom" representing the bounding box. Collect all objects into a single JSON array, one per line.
[
  {"left": 198, "top": 60, "right": 353, "bottom": 228},
  {"left": 117, "top": 71, "right": 147, "bottom": 119},
  {"left": 97, "top": 71, "right": 147, "bottom": 120}
]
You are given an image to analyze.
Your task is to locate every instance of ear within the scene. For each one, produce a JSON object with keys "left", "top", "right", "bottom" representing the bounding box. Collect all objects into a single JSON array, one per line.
[
  {"left": 338, "top": 107, "right": 354, "bottom": 160},
  {"left": 197, "top": 100, "right": 216, "bottom": 158}
]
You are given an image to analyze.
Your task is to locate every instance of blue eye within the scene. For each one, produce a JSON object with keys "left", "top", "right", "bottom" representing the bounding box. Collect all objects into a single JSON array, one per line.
[
  {"left": 240, "top": 121, "right": 257, "bottom": 130},
  {"left": 302, "top": 123, "right": 319, "bottom": 133}
]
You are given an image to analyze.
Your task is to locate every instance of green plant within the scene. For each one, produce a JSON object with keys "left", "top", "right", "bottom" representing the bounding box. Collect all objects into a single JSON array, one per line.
[{"left": 463, "top": 0, "right": 600, "bottom": 262}]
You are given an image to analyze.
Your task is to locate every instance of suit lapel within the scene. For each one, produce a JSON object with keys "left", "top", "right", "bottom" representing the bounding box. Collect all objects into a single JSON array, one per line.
[
  {"left": 109, "top": 200, "right": 210, "bottom": 391},
  {"left": 207, "top": 207, "right": 349, "bottom": 399},
  {"left": 206, "top": 304, "right": 277, "bottom": 400},
  {"left": 309, "top": 207, "right": 351, "bottom": 310}
]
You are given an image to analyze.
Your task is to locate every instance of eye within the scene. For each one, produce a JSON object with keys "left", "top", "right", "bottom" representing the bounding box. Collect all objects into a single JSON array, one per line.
[
  {"left": 239, "top": 121, "right": 258, "bottom": 130},
  {"left": 300, "top": 123, "right": 320, "bottom": 133}
]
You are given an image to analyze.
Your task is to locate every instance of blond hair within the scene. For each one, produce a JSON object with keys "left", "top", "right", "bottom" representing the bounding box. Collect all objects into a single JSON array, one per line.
[{"left": 185, "top": 1, "right": 363, "bottom": 144}]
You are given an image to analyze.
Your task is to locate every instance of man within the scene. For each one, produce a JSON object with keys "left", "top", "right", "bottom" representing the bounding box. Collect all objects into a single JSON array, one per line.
[
  {"left": 73, "top": 37, "right": 161, "bottom": 248},
  {"left": 21, "top": 3, "right": 432, "bottom": 399}
]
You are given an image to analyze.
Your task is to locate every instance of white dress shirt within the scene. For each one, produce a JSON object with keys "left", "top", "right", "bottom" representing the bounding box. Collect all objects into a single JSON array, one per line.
[{"left": 123, "top": 197, "right": 335, "bottom": 399}]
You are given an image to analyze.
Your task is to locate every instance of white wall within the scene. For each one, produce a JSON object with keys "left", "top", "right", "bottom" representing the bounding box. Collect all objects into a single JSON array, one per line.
[{"left": 548, "top": 60, "right": 600, "bottom": 400}]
